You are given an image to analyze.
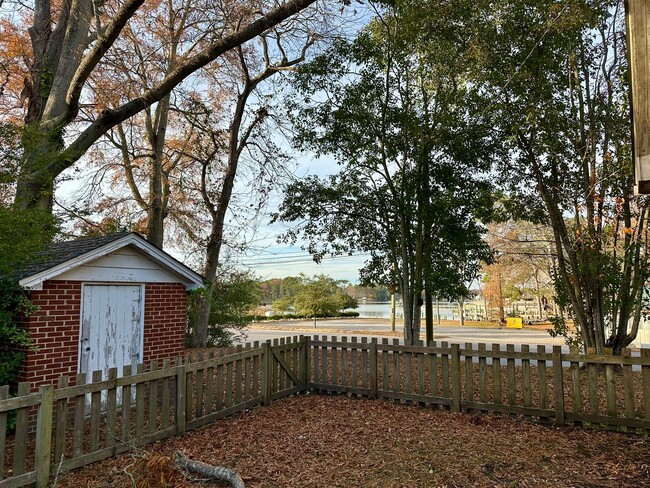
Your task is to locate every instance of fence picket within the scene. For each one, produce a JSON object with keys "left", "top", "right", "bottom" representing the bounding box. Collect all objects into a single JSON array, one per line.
[
  {"left": 441, "top": 342, "right": 450, "bottom": 401},
  {"left": 0, "top": 385, "right": 6, "bottom": 480},
  {"left": 235, "top": 346, "right": 243, "bottom": 404},
  {"left": 570, "top": 348, "right": 582, "bottom": 418},
  {"left": 507, "top": 345, "right": 516, "bottom": 408},
  {"left": 642, "top": 349, "right": 650, "bottom": 433},
  {"left": 195, "top": 353, "right": 204, "bottom": 418},
  {"left": 478, "top": 343, "right": 487, "bottom": 405},
  {"left": 622, "top": 349, "right": 635, "bottom": 424},
  {"left": 537, "top": 346, "right": 548, "bottom": 422},
  {"left": 106, "top": 368, "right": 118, "bottom": 447},
  {"left": 121, "top": 365, "right": 132, "bottom": 442},
  {"left": 417, "top": 353, "right": 425, "bottom": 401},
  {"left": 370, "top": 339, "right": 378, "bottom": 399},
  {"left": 586, "top": 348, "right": 599, "bottom": 419},
  {"left": 361, "top": 337, "right": 368, "bottom": 388},
  {"left": 341, "top": 337, "right": 348, "bottom": 387},
  {"left": 136, "top": 363, "right": 146, "bottom": 437},
  {"left": 161, "top": 359, "right": 170, "bottom": 430},
  {"left": 405, "top": 351, "right": 412, "bottom": 396},
  {"left": 492, "top": 344, "right": 501, "bottom": 405},
  {"left": 382, "top": 338, "right": 389, "bottom": 392},
  {"left": 465, "top": 343, "right": 474, "bottom": 407},
  {"left": 90, "top": 370, "right": 102, "bottom": 451},
  {"left": 350, "top": 337, "right": 358, "bottom": 389},
  {"left": 522, "top": 345, "right": 531, "bottom": 414},
  {"left": 54, "top": 376, "right": 69, "bottom": 465},
  {"left": 72, "top": 375, "right": 86, "bottom": 457},
  {"left": 149, "top": 361, "right": 159, "bottom": 434},
  {"left": 35, "top": 385, "right": 53, "bottom": 488},
  {"left": 553, "top": 346, "right": 565, "bottom": 426},
  {"left": 332, "top": 336, "right": 338, "bottom": 387},
  {"left": 392, "top": 339, "right": 400, "bottom": 394},
  {"left": 430, "top": 341, "right": 438, "bottom": 399}
]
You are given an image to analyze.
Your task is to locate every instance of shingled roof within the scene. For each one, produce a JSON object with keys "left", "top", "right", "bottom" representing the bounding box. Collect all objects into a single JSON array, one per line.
[
  {"left": 18, "top": 232, "right": 132, "bottom": 280},
  {"left": 17, "top": 232, "right": 204, "bottom": 290}
]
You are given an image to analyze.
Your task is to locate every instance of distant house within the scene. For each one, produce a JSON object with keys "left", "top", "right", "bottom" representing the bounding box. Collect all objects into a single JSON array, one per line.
[{"left": 15, "top": 232, "right": 203, "bottom": 388}]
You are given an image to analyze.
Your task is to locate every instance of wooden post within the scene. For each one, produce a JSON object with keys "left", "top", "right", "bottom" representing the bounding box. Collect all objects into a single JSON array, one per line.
[
  {"left": 625, "top": 0, "right": 650, "bottom": 193},
  {"left": 262, "top": 342, "right": 272, "bottom": 406},
  {"left": 301, "top": 336, "right": 311, "bottom": 391},
  {"left": 369, "top": 339, "right": 378, "bottom": 399},
  {"left": 451, "top": 344, "right": 461, "bottom": 412},
  {"left": 176, "top": 359, "right": 186, "bottom": 435},
  {"left": 35, "top": 384, "right": 53, "bottom": 488},
  {"left": 552, "top": 346, "right": 565, "bottom": 426}
]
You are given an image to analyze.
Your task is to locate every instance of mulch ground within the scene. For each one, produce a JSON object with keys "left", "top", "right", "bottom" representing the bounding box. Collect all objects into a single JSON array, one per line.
[{"left": 54, "top": 394, "right": 649, "bottom": 488}]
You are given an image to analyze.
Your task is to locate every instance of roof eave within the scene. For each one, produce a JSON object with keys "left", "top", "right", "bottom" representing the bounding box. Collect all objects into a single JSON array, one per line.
[{"left": 18, "top": 234, "right": 204, "bottom": 291}]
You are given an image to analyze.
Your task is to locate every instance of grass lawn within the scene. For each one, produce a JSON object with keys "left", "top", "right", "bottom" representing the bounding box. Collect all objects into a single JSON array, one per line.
[{"left": 55, "top": 394, "right": 649, "bottom": 487}]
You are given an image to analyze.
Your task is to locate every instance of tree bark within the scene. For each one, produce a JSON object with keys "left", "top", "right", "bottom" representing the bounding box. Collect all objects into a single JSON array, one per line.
[
  {"left": 15, "top": 0, "right": 318, "bottom": 211},
  {"left": 175, "top": 452, "right": 245, "bottom": 488}
]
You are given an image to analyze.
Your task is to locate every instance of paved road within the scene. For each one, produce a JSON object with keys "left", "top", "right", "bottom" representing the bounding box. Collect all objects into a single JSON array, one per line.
[{"left": 240, "top": 318, "right": 567, "bottom": 350}]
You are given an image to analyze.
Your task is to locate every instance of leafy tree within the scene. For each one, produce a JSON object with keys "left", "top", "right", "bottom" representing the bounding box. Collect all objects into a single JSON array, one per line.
[
  {"left": 187, "top": 269, "right": 261, "bottom": 347},
  {"left": 275, "top": 3, "right": 495, "bottom": 344},
  {"left": 0, "top": 204, "right": 57, "bottom": 385},
  {"left": 465, "top": 0, "right": 647, "bottom": 353},
  {"left": 270, "top": 275, "right": 357, "bottom": 326},
  {"left": 3, "top": 0, "right": 320, "bottom": 213}
]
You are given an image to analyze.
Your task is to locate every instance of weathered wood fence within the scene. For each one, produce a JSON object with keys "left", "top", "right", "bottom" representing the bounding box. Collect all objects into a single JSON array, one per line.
[{"left": 0, "top": 335, "right": 648, "bottom": 487}]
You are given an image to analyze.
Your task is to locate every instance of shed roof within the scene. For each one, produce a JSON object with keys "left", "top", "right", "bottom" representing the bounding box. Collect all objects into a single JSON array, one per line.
[{"left": 18, "top": 232, "right": 204, "bottom": 291}]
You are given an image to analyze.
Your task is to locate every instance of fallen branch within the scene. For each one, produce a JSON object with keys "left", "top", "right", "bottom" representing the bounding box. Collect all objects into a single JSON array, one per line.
[{"left": 175, "top": 451, "right": 245, "bottom": 488}]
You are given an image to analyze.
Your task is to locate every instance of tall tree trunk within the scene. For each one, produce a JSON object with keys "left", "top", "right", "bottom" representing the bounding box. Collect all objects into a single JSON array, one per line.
[{"left": 425, "top": 289, "right": 433, "bottom": 345}]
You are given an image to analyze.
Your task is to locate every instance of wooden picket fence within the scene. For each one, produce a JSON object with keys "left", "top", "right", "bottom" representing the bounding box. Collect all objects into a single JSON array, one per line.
[
  {"left": 0, "top": 337, "right": 307, "bottom": 488},
  {"left": 0, "top": 335, "right": 648, "bottom": 487},
  {"left": 309, "top": 336, "right": 650, "bottom": 432}
]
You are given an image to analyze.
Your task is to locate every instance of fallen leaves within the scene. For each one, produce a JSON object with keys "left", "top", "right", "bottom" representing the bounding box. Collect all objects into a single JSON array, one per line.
[{"left": 54, "top": 394, "right": 649, "bottom": 487}]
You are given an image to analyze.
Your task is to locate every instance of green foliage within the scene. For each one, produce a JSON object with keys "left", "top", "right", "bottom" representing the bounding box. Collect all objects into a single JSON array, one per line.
[
  {"left": 0, "top": 280, "right": 34, "bottom": 385},
  {"left": 277, "top": 4, "right": 495, "bottom": 343},
  {"left": 0, "top": 198, "right": 57, "bottom": 386},
  {"left": 0, "top": 206, "right": 58, "bottom": 277},
  {"left": 187, "top": 270, "right": 261, "bottom": 348},
  {"left": 271, "top": 275, "right": 358, "bottom": 319}
]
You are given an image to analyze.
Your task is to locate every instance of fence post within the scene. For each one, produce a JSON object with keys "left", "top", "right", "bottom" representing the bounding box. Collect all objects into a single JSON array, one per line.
[
  {"left": 301, "top": 336, "right": 311, "bottom": 391},
  {"left": 35, "top": 384, "right": 53, "bottom": 488},
  {"left": 451, "top": 344, "right": 461, "bottom": 412},
  {"left": 552, "top": 346, "right": 565, "bottom": 426},
  {"left": 176, "top": 358, "right": 186, "bottom": 435},
  {"left": 369, "top": 339, "right": 378, "bottom": 399},
  {"left": 262, "top": 342, "right": 272, "bottom": 406}
]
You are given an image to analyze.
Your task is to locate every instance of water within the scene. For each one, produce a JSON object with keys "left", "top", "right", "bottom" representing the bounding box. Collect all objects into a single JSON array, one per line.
[{"left": 354, "top": 302, "right": 461, "bottom": 320}]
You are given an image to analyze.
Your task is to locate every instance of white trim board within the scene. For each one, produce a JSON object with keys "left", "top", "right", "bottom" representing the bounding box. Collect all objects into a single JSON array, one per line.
[{"left": 19, "top": 234, "right": 204, "bottom": 291}]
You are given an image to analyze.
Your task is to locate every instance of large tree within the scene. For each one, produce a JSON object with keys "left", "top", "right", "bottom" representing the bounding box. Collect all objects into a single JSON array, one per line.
[
  {"left": 6, "top": 0, "right": 319, "bottom": 212},
  {"left": 468, "top": 0, "right": 649, "bottom": 353},
  {"left": 275, "top": 3, "right": 495, "bottom": 345}
]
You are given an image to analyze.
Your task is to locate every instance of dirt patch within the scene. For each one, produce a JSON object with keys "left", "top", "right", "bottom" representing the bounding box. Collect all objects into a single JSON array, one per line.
[{"left": 54, "top": 394, "right": 649, "bottom": 487}]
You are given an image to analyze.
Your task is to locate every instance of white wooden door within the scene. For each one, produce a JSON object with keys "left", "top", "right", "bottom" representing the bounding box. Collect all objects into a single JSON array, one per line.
[{"left": 80, "top": 284, "right": 144, "bottom": 380}]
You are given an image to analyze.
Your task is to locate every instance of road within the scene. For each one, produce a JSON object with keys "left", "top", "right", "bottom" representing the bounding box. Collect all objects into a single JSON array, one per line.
[{"left": 240, "top": 318, "right": 567, "bottom": 350}]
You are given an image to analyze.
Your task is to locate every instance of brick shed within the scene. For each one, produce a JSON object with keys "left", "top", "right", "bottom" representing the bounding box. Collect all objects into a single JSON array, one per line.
[{"left": 16, "top": 232, "right": 203, "bottom": 389}]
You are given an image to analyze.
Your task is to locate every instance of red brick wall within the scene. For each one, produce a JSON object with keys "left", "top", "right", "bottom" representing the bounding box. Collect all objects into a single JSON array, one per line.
[
  {"left": 17, "top": 280, "right": 187, "bottom": 390},
  {"left": 142, "top": 283, "right": 187, "bottom": 364}
]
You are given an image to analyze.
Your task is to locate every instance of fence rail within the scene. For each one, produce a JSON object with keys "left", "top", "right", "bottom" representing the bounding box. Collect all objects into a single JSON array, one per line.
[
  {"left": 310, "top": 336, "right": 650, "bottom": 433},
  {"left": 0, "top": 335, "right": 648, "bottom": 487}
]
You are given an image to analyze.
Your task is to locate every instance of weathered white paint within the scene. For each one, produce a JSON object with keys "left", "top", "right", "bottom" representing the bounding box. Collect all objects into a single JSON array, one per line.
[
  {"left": 79, "top": 284, "right": 144, "bottom": 380},
  {"left": 57, "top": 247, "right": 181, "bottom": 284},
  {"left": 19, "top": 233, "right": 203, "bottom": 290}
]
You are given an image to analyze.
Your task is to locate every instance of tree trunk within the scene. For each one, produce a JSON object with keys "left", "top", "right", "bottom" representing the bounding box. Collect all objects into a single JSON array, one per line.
[
  {"left": 425, "top": 289, "right": 433, "bottom": 345},
  {"left": 458, "top": 296, "right": 465, "bottom": 326}
]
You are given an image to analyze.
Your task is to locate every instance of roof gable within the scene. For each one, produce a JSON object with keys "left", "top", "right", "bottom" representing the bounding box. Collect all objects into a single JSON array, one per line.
[{"left": 18, "top": 233, "right": 204, "bottom": 290}]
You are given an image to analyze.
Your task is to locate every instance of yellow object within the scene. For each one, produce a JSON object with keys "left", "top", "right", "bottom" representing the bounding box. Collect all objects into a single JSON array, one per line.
[{"left": 506, "top": 317, "right": 523, "bottom": 329}]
